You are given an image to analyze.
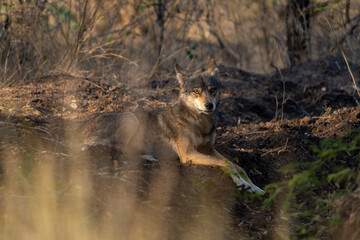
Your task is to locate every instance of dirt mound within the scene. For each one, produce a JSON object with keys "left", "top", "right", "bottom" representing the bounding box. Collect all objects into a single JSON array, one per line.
[
  {"left": 0, "top": 56, "right": 359, "bottom": 239},
  {"left": 219, "top": 55, "right": 359, "bottom": 124}
]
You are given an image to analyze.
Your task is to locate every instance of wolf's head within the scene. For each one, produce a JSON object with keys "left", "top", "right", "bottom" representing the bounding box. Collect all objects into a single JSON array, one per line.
[{"left": 174, "top": 59, "right": 220, "bottom": 115}]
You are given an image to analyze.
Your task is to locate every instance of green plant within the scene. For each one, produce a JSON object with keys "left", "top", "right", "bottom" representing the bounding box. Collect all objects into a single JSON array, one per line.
[
  {"left": 185, "top": 45, "right": 198, "bottom": 60},
  {"left": 262, "top": 133, "right": 360, "bottom": 238},
  {"left": 322, "top": 105, "right": 332, "bottom": 115},
  {"left": 134, "top": 0, "right": 160, "bottom": 11}
]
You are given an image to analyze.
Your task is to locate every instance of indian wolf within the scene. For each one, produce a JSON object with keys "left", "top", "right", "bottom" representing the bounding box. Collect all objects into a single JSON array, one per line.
[{"left": 84, "top": 59, "right": 264, "bottom": 194}]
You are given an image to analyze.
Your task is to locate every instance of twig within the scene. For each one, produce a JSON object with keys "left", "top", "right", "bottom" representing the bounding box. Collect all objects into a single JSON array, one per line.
[
  {"left": 261, "top": 138, "right": 289, "bottom": 157},
  {"left": 209, "top": 29, "right": 240, "bottom": 61},
  {"left": 38, "top": 73, "right": 105, "bottom": 90},
  {"left": 67, "top": 0, "right": 90, "bottom": 70},
  {"left": 158, "top": 47, "right": 189, "bottom": 66},
  {"left": 87, "top": 53, "right": 138, "bottom": 67},
  {"left": 275, "top": 92, "right": 279, "bottom": 121},
  {"left": 271, "top": 63, "right": 287, "bottom": 121},
  {"left": 100, "top": 11, "right": 155, "bottom": 38},
  {"left": 102, "top": 0, "right": 124, "bottom": 44},
  {"left": 149, "top": 56, "right": 161, "bottom": 79},
  {"left": 271, "top": 32, "right": 291, "bottom": 68},
  {"left": 342, "top": 51, "right": 360, "bottom": 100},
  {"left": 272, "top": 34, "right": 288, "bottom": 120}
]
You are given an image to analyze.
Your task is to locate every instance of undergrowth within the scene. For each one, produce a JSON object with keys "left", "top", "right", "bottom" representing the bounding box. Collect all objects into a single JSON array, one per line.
[{"left": 262, "top": 131, "right": 360, "bottom": 238}]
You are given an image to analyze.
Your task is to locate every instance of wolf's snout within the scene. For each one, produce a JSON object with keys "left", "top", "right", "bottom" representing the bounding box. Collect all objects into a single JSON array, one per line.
[{"left": 205, "top": 102, "right": 214, "bottom": 110}]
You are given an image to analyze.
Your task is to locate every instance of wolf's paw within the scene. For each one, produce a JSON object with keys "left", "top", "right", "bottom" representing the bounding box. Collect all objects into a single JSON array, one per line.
[
  {"left": 237, "top": 183, "right": 252, "bottom": 192},
  {"left": 247, "top": 185, "right": 265, "bottom": 195},
  {"left": 231, "top": 174, "right": 265, "bottom": 195},
  {"left": 240, "top": 183, "right": 265, "bottom": 195},
  {"left": 231, "top": 174, "right": 251, "bottom": 189}
]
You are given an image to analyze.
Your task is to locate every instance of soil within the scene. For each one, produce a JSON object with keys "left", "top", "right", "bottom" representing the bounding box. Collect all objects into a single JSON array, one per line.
[{"left": 0, "top": 56, "right": 359, "bottom": 239}]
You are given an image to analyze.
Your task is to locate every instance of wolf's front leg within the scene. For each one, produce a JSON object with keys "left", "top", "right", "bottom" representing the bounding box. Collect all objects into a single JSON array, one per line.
[
  {"left": 177, "top": 141, "right": 265, "bottom": 194},
  {"left": 213, "top": 150, "right": 264, "bottom": 194},
  {"left": 226, "top": 161, "right": 265, "bottom": 194}
]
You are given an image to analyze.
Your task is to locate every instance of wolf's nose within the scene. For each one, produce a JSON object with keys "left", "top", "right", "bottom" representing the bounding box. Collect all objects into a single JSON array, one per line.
[{"left": 205, "top": 102, "right": 214, "bottom": 110}]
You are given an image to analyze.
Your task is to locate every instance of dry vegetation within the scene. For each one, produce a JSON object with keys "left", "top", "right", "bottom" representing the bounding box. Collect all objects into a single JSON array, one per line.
[
  {"left": 2, "top": 0, "right": 360, "bottom": 83},
  {"left": 0, "top": 0, "right": 360, "bottom": 239}
]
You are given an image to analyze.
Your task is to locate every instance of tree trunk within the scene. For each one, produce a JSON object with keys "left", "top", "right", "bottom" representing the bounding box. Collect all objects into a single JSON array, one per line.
[
  {"left": 155, "top": 0, "right": 166, "bottom": 59},
  {"left": 286, "top": 0, "right": 310, "bottom": 66},
  {"left": 346, "top": 0, "right": 351, "bottom": 25}
]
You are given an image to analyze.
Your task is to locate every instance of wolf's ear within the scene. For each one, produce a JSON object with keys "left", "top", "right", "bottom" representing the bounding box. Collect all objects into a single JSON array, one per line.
[
  {"left": 174, "top": 63, "right": 187, "bottom": 87},
  {"left": 206, "top": 58, "right": 220, "bottom": 78}
]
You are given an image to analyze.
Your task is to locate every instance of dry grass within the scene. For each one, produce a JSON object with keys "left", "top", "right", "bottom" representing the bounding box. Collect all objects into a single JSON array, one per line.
[{"left": 1, "top": 0, "right": 359, "bottom": 86}]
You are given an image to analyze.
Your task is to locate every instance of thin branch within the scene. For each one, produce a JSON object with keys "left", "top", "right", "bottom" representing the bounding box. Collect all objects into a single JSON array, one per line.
[
  {"left": 342, "top": 51, "right": 360, "bottom": 100},
  {"left": 209, "top": 29, "right": 240, "bottom": 61},
  {"left": 272, "top": 32, "right": 291, "bottom": 68}
]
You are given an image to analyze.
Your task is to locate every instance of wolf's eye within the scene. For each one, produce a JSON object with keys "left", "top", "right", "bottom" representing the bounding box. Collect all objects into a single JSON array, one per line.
[
  {"left": 193, "top": 89, "right": 201, "bottom": 94},
  {"left": 209, "top": 87, "right": 216, "bottom": 93}
]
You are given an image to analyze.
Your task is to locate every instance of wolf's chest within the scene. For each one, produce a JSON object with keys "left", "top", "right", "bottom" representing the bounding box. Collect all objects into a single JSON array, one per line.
[{"left": 194, "top": 132, "right": 213, "bottom": 148}]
